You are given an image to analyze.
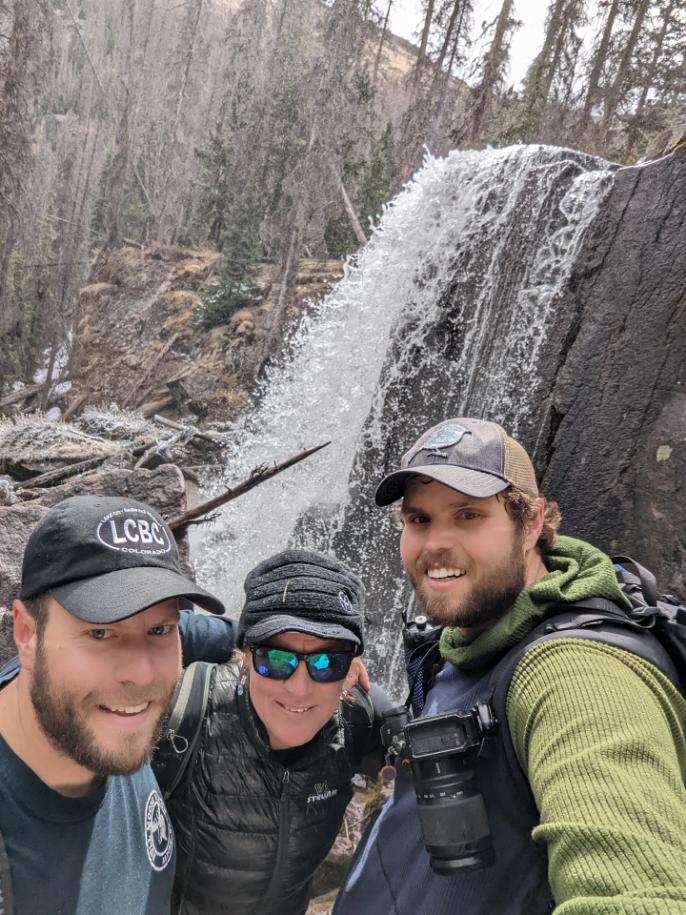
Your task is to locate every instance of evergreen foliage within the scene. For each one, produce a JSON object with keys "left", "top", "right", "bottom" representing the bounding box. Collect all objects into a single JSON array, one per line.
[{"left": 1, "top": 0, "right": 684, "bottom": 367}]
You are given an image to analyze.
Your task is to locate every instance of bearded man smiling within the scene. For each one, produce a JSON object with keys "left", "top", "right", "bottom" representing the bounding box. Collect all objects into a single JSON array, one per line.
[
  {"left": 334, "top": 417, "right": 686, "bottom": 915},
  {"left": 0, "top": 495, "right": 229, "bottom": 915}
]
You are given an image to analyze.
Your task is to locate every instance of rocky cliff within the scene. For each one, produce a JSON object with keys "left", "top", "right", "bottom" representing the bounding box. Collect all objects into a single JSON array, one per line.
[{"left": 332, "top": 150, "right": 685, "bottom": 678}]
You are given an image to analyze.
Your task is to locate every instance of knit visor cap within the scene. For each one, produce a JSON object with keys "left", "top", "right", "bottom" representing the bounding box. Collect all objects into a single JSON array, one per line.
[
  {"left": 238, "top": 549, "right": 365, "bottom": 651},
  {"left": 375, "top": 417, "right": 539, "bottom": 506},
  {"left": 20, "top": 495, "right": 226, "bottom": 622}
]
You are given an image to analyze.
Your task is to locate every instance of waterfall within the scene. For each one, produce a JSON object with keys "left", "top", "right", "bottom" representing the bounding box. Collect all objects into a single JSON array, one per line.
[{"left": 193, "top": 144, "right": 615, "bottom": 690}]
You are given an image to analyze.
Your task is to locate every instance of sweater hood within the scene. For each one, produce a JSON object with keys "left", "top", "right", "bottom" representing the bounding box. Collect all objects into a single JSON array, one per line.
[{"left": 439, "top": 535, "right": 631, "bottom": 669}]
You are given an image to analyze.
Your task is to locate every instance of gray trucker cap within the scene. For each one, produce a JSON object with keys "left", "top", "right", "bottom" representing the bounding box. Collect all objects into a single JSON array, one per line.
[{"left": 375, "top": 417, "right": 539, "bottom": 506}]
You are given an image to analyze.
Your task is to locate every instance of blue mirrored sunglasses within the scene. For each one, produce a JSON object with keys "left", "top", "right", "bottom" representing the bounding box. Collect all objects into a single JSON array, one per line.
[{"left": 251, "top": 646, "right": 356, "bottom": 683}]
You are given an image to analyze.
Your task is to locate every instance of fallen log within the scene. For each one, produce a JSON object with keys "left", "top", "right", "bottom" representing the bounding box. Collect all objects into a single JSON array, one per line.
[
  {"left": 61, "top": 394, "right": 88, "bottom": 422},
  {"left": 152, "top": 414, "right": 228, "bottom": 446},
  {"left": 0, "top": 382, "right": 45, "bottom": 410},
  {"left": 122, "top": 332, "right": 181, "bottom": 409},
  {"left": 140, "top": 395, "right": 174, "bottom": 418},
  {"left": 17, "top": 442, "right": 149, "bottom": 492},
  {"left": 168, "top": 441, "right": 330, "bottom": 532}
]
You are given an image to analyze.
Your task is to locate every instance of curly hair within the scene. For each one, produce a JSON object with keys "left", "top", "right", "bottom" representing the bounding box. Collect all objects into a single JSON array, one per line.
[{"left": 500, "top": 486, "right": 561, "bottom": 554}]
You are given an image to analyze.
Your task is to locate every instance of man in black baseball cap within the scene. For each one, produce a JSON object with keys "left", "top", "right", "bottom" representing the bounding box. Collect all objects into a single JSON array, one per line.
[{"left": 0, "top": 495, "right": 227, "bottom": 915}]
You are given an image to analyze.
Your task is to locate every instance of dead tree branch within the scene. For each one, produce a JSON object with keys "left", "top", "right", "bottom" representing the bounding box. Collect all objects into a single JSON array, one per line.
[{"left": 168, "top": 441, "right": 330, "bottom": 532}]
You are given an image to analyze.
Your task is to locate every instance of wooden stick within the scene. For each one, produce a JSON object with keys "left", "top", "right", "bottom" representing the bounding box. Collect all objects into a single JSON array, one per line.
[
  {"left": 140, "top": 395, "right": 174, "bottom": 418},
  {"left": 61, "top": 394, "right": 87, "bottom": 422},
  {"left": 0, "top": 381, "right": 44, "bottom": 409},
  {"left": 168, "top": 441, "right": 330, "bottom": 532},
  {"left": 152, "top": 414, "right": 228, "bottom": 446},
  {"left": 338, "top": 177, "right": 368, "bottom": 247},
  {"left": 121, "top": 332, "right": 181, "bottom": 408},
  {"left": 17, "top": 442, "right": 149, "bottom": 492}
]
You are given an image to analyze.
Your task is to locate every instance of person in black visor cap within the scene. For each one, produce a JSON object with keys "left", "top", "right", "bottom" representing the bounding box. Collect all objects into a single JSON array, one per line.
[
  {"left": 154, "top": 548, "right": 391, "bottom": 915},
  {"left": 0, "top": 495, "right": 233, "bottom": 915}
]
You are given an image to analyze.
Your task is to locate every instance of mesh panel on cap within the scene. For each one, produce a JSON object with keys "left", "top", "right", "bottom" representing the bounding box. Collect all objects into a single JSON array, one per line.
[{"left": 503, "top": 436, "right": 538, "bottom": 496}]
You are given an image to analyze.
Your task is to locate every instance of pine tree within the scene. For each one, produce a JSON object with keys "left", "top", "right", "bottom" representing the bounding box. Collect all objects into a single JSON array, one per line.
[
  {"left": 521, "top": 0, "right": 587, "bottom": 138},
  {"left": 623, "top": 0, "right": 684, "bottom": 158},
  {"left": 461, "top": 0, "right": 518, "bottom": 143}
]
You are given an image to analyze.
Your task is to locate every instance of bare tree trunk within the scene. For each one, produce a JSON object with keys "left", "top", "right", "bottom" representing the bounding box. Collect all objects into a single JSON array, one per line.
[
  {"left": 523, "top": 0, "right": 566, "bottom": 124},
  {"left": 64, "top": 0, "right": 154, "bottom": 225},
  {"left": 427, "top": 2, "right": 468, "bottom": 148},
  {"left": 372, "top": 0, "right": 393, "bottom": 87},
  {"left": 433, "top": 0, "right": 463, "bottom": 80},
  {"left": 63, "top": 0, "right": 106, "bottom": 95},
  {"left": 468, "top": 0, "right": 514, "bottom": 141},
  {"left": 154, "top": 0, "right": 206, "bottom": 240},
  {"left": 413, "top": 0, "right": 436, "bottom": 88},
  {"left": 338, "top": 178, "right": 368, "bottom": 246},
  {"left": 39, "top": 342, "right": 58, "bottom": 412},
  {"left": 602, "top": 0, "right": 651, "bottom": 132},
  {"left": 174, "top": 0, "right": 205, "bottom": 123},
  {"left": 535, "top": 1, "right": 580, "bottom": 121},
  {"left": 624, "top": 0, "right": 675, "bottom": 157},
  {"left": 582, "top": 0, "right": 620, "bottom": 122}
]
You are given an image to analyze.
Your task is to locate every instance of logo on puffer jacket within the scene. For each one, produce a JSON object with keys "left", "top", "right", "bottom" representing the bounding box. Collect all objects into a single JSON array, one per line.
[
  {"left": 307, "top": 781, "right": 338, "bottom": 804},
  {"left": 144, "top": 789, "right": 174, "bottom": 871},
  {"left": 97, "top": 508, "right": 172, "bottom": 556}
]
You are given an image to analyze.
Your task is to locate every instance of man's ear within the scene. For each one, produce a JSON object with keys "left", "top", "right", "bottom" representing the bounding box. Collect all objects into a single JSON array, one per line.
[
  {"left": 12, "top": 600, "right": 38, "bottom": 671},
  {"left": 523, "top": 498, "right": 546, "bottom": 553}
]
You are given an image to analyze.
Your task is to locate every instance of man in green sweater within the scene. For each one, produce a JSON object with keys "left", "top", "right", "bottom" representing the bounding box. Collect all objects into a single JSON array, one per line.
[{"left": 334, "top": 416, "right": 686, "bottom": 914}]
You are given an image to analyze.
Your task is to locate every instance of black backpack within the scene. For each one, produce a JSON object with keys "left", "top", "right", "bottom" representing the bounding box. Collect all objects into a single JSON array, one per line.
[
  {"left": 153, "top": 661, "right": 214, "bottom": 799},
  {"left": 405, "top": 554, "right": 686, "bottom": 715},
  {"left": 482, "top": 555, "right": 686, "bottom": 832},
  {"left": 403, "top": 554, "right": 686, "bottom": 839}
]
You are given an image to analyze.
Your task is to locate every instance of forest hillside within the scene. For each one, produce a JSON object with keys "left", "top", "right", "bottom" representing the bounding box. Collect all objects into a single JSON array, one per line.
[{"left": 0, "top": 0, "right": 683, "bottom": 401}]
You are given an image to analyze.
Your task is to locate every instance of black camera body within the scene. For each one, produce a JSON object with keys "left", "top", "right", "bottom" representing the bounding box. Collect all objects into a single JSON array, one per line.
[{"left": 381, "top": 704, "right": 496, "bottom": 875}]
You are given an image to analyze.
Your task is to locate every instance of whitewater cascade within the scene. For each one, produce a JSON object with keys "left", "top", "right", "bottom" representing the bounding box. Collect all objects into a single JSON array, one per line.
[{"left": 193, "top": 144, "right": 615, "bottom": 690}]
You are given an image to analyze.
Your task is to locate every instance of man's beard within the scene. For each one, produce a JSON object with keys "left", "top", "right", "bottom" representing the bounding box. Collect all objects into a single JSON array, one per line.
[
  {"left": 30, "top": 641, "right": 173, "bottom": 777},
  {"left": 409, "top": 537, "right": 526, "bottom": 630}
]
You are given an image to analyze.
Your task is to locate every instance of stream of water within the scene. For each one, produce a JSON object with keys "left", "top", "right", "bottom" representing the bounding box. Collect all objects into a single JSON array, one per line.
[{"left": 192, "top": 144, "right": 614, "bottom": 686}]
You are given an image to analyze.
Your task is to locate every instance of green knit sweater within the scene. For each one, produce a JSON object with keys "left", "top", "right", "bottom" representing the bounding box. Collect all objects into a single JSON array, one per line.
[{"left": 440, "top": 536, "right": 686, "bottom": 913}]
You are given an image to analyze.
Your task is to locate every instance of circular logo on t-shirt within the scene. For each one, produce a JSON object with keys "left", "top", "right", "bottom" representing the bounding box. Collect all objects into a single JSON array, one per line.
[{"left": 144, "top": 789, "right": 174, "bottom": 872}]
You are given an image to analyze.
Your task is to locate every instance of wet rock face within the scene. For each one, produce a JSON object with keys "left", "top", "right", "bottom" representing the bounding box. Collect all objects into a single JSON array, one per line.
[
  {"left": 332, "top": 151, "right": 685, "bottom": 676},
  {"left": 541, "top": 152, "right": 686, "bottom": 596}
]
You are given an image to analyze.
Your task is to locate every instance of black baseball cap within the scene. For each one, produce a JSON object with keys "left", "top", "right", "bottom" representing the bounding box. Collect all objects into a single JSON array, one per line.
[
  {"left": 20, "top": 495, "right": 226, "bottom": 623},
  {"left": 375, "top": 417, "right": 539, "bottom": 506},
  {"left": 237, "top": 549, "right": 365, "bottom": 650}
]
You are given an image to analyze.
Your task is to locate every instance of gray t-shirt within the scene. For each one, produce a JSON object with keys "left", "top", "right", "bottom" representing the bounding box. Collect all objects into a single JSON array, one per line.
[{"left": 0, "top": 730, "right": 175, "bottom": 914}]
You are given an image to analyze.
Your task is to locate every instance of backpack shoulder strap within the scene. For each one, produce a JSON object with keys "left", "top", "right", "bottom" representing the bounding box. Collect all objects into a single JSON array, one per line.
[
  {"left": 154, "top": 661, "right": 214, "bottom": 800},
  {"left": 485, "top": 604, "right": 681, "bottom": 819}
]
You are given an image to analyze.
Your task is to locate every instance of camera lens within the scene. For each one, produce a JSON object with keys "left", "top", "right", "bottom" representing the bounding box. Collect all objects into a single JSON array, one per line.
[{"left": 405, "top": 713, "right": 494, "bottom": 873}]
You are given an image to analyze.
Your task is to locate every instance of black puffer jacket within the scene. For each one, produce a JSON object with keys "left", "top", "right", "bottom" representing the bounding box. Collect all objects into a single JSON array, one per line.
[{"left": 166, "top": 659, "right": 381, "bottom": 915}]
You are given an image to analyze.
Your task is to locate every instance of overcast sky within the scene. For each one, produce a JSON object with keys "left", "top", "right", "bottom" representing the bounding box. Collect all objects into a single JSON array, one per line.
[{"left": 388, "top": 0, "right": 548, "bottom": 87}]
